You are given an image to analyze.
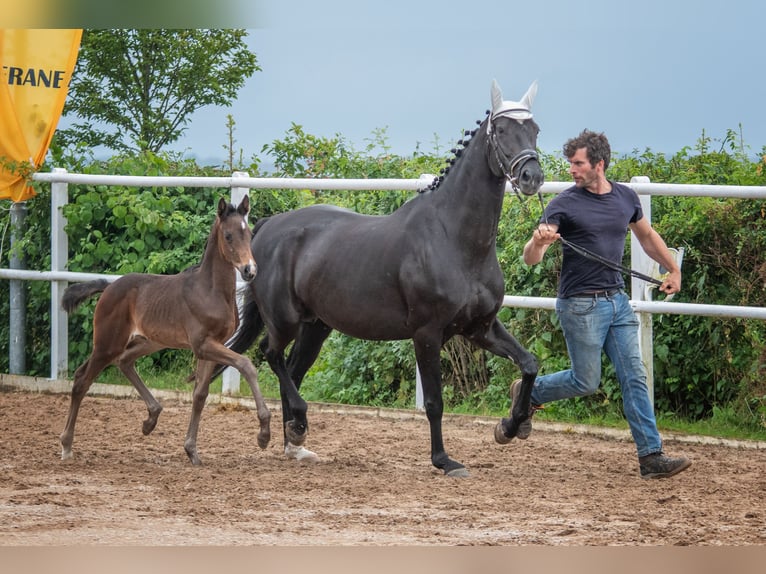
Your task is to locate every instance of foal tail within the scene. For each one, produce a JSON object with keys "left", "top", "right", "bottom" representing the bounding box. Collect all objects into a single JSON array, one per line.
[{"left": 61, "top": 279, "right": 110, "bottom": 313}]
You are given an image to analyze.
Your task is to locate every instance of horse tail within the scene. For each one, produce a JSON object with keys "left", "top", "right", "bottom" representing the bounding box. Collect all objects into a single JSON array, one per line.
[
  {"left": 61, "top": 279, "right": 110, "bottom": 313},
  {"left": 229, "top": 216, "right": 270, "bottom": 354},
  {"left": 209, "top": 288, "right": 266, "bottom": 381},
  {"left": 251, "top": 216, "right": 270, "bottom": 234}
]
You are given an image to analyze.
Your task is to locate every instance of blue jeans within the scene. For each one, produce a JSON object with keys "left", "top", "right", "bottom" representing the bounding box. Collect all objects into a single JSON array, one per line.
[{"left": 530, "top": 290, "right": 662, "bottom": 457}]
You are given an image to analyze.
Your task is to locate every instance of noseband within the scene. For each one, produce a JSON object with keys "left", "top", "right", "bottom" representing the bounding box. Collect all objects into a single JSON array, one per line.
[{"left": 487, "top": 116, "right": 539, "bottom": 194}]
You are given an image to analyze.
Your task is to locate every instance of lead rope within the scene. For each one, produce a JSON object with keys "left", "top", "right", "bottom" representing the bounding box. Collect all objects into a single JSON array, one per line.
[{"left": 535, "top": 192, "right": 664, "bottom": 286}]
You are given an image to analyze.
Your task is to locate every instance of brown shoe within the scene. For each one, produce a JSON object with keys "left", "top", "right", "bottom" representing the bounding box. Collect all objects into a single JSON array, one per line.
[
  {"left": 639, "top": 451, "right": 692, "bottom": 479},
  {"left": 495, "top": 379, "right": 540, "bottom": 444}
]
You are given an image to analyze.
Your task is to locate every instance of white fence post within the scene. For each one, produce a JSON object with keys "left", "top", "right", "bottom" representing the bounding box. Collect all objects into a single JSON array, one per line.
[
  {"left": 630, "top": 176, "right": 655, "bottom": 406},
  {"left": 222, "top": 171, "right": 250, "bottom": 395},
  {"left": 50, "top": 168, "right": 69, "bottom": 380}
]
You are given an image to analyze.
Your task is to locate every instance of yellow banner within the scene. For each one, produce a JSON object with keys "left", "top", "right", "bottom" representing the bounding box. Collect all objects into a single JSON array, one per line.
[{"left": 0, "top": 29, "right": 81, "bottom": 202}]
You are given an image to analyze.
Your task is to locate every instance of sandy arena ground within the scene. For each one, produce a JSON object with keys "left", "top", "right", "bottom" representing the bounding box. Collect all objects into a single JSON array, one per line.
[{"left": 0, "top": 377, "right": 764, "bottom": 546}]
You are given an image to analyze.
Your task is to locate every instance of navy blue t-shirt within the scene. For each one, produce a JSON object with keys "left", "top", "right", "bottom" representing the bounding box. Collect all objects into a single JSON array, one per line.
[{"left": 541, "top": 181, "right": 643, "bottom": 298}]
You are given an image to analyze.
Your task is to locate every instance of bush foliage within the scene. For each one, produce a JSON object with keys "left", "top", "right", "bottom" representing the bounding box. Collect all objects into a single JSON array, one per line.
[{"left": 1, "top": 125, "right": 765, "bottom": 433}]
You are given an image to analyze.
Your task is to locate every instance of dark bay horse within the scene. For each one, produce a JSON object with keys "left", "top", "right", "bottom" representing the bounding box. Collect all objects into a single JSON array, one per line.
[
  {"left": 228, "top": 80, "right": 543, "bottom": 477},
  {"left": 60, "top": 196, "right": 271, "bottom": 465}
]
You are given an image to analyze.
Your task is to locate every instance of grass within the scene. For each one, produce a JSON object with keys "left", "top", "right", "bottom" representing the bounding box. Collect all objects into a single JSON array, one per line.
[{"left": 87, "top": 364, "right": 766, "bottom": 444}]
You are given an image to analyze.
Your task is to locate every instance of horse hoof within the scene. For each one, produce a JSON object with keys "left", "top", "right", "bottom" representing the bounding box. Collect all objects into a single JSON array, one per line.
[
  {"left": 285, "top": 421, "right": 307, "bottom": 446},
  {"left": 61, "top": 448, "right": 73, "bottom": 461},
  {"left": 494, "top": 420, "right": 513, "bottom": 444},
  {"left": 446, "top": 467, "right": 470, "bottom": 478},
  {"left": 285, "top": 443, "right": 319, "bottom": 463}
]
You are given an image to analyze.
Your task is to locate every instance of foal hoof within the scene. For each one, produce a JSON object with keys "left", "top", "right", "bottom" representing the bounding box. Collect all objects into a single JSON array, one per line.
[
  {"left": 494, "top": 419, "right": 513, "bottom": 444},
  {"left": 142, "top": 406, "right": 163, "bottom": 435},
  {"left": 257, "top": 428, "right": 271, "bottom": 450},
  {"left": 142, "top": 418, "right": 158, "bottom": 436}
]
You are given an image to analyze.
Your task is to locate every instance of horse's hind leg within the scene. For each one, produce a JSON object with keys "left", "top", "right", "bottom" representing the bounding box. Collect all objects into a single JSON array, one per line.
[{"left": 60, "top": 354, "right": 111, "bottom": 460}]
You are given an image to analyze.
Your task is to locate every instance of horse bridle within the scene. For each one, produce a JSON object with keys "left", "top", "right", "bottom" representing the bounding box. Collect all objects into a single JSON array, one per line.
[{"left": 486, "top": 114, "right": 539, "bottom": 196}]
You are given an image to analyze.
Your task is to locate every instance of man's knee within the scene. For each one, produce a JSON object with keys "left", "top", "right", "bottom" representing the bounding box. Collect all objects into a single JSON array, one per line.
[{"left": 572, "top": 374, "right": 601, "bottom": 396}]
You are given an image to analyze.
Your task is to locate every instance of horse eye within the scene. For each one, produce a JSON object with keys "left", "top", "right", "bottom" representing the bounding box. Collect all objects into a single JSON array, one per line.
[{"left": 224, "top": 232, "right": 233, "bottom": 243}]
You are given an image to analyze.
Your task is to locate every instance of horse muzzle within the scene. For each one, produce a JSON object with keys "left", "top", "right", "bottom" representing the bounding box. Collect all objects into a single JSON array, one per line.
[
  {"left": 516, "top": 160, "right": 544, "bottom": 196},
  {"left": 510, "top": 150, "right": 544, "bottom": 196}
]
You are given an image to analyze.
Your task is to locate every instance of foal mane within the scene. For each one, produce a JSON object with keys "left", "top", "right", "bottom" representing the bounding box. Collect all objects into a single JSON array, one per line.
[{"left": 181, "top": 200, "right": 240, "bottom": 275}]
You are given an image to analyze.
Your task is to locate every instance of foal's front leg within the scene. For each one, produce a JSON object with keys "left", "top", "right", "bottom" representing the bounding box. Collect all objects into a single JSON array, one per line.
[
  {"left": 186, "top": 341, "right": 272, "bottom": 465},
  {"left": 183, "top": 360, "right": 215, "bottom": 466}
]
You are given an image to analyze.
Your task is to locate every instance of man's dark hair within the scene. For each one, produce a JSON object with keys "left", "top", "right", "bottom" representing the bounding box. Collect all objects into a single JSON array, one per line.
[{"left": 563, "top": 129, "right": 611, "bottom": 171}]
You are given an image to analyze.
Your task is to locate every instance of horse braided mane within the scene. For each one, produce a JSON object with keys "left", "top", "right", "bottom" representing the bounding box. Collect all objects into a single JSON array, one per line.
[{"left": 421, "top": 111, "right": 488, "bottom": 193}]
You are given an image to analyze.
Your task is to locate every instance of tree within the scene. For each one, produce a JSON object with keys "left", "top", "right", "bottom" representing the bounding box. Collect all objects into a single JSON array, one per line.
[{"left": 58, "top": 29, "right": 259, "bottom": 153}]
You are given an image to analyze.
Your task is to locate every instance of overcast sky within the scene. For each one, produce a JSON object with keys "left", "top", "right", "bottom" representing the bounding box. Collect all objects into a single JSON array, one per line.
[{"left": 154, "top": 0, "right": 765, "bottom": 165}]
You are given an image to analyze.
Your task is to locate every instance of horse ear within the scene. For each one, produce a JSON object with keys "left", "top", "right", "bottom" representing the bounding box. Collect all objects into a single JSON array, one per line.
[
  {"left": 490, "top": 79, "right": 503, "bottom": 116},
  {"left": 217, "top": 197, "right": 227, "bottom": 217},
  {"left": 520, "top": 80, "right": 538, "bottom": 110},
  {"left": 238, "top": 194, "right": 250, "bottom": 216}
]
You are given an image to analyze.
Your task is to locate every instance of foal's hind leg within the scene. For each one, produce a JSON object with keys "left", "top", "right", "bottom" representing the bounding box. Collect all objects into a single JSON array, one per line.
[
  {"left": 60, "top": 354, "right": 112, "bottom": 460},
  {"left": 118, "top": 362, "right": 163, "bottom": 435},
  {"left": 116, "top": 339, "right": 165, "bottom": 435}
]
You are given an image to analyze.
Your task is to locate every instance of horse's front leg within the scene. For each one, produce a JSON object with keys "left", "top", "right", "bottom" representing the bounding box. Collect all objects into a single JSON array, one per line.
[
  {"left": 413, "top": 332, "right": 468, "bottom": 478},
  {"left": 263, "top": 343, "right": 309, "bottom": 449},
  {"left": 467, "top": 317, "right": 538, "bottom": 442}
]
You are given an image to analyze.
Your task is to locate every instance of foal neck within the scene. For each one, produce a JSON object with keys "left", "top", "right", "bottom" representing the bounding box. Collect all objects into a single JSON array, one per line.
[{"left": 197, "top": 219, "right": 237, "bottom": 291}]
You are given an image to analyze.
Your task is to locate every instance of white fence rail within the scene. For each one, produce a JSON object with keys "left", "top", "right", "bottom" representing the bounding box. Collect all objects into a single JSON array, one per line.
[{"left": 2, "top": 170, "right": 766, "bottom": 405}]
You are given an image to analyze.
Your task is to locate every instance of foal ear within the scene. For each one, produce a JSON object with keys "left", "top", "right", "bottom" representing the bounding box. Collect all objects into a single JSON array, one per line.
[
  {"left": 237, "top": 194, "right": 250, "bottom": 216},
  {"left": 217, "top": 197, "right": 228, "bottom": 217}
]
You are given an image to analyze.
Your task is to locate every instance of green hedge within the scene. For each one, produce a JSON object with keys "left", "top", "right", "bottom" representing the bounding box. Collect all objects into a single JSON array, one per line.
[{"left": 1, "top": 126, "right": 764, "bottom": 431}]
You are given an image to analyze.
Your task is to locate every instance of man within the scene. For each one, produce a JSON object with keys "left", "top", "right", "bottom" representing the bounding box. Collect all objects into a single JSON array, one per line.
[{"left": 507, "top": 129, "right": 691, "bottom": 479}]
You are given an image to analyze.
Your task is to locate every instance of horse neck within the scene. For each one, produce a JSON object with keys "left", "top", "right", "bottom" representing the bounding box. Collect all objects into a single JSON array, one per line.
[
  {"left": 197, "top": 221, "right": 237, "bottom": 295},
  {"left": 430, "top": 127, "right": 505, "bottom": 252}
]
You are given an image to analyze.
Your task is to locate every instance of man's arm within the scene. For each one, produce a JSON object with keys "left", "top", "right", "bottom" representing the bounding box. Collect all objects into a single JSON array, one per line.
[
  {"left": 629, "top": 217, "right": 681, "bottom": 294},
  {"left": 523, "top": 223, "right": 560, "bottom": 265}
]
